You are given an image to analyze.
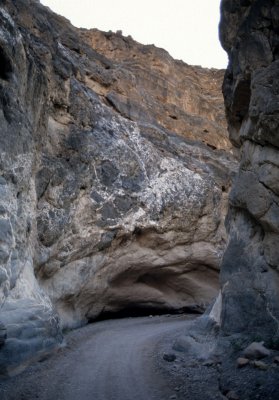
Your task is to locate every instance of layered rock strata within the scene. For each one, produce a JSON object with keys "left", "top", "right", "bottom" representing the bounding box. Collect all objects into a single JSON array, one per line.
[
  {"left": 80, "top": 28, "right": 231, "bottom": 152},
  {"left": 219, "top": 0, "right": 279, "bottom": 340},
  {"left": 0, "top": 0, "right": 236, "bottom": 374}
]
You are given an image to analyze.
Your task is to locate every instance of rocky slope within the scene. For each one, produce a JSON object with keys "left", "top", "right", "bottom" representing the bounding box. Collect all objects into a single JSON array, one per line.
[
  {"left": 218, "top": 0, "right": 279, "bottom": 341},
  {"left": 0, "top": 0, "right": 236, "bottom": 375},
  {"left": 80, "top": 29, "right": 231, "bottom": 151}
]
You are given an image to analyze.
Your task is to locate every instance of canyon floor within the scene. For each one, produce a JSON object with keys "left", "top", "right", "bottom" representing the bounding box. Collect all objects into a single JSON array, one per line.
[
  {"left": 1, "top": 314, "right": 279, "bottom": 400},
  {"left": 0, "top": 314, "right": 221, "bottom": 400}
]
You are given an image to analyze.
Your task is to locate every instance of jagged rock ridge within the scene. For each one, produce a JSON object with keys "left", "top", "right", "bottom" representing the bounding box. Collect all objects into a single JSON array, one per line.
[{"left": 0, "top": 0, "right": 236, "bottom": 374}]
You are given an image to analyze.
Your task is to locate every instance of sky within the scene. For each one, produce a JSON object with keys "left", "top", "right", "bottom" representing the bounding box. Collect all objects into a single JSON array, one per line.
[{"left": 40, "top": 0, "right": 228, "bottom": 69}]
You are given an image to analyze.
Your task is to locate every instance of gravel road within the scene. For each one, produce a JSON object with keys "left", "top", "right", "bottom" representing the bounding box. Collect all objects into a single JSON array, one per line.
[{"left": 0, "top": 315, "right": 194, "bottom": 400}]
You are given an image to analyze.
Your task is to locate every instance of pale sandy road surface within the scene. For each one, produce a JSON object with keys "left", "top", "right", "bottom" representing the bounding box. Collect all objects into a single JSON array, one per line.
[{"left": 0, "top": 315, "right": 195, "bottom": 400}]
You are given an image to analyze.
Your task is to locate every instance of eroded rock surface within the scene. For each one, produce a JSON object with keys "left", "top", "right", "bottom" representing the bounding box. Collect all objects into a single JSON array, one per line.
[
  {"left": 80, "top": 29, "right": 231, "bottom": 151},
  {"left": 219, "top": 0, "right": 279, "bottom": 340},
  {"left": 0, "top": 0, "right": 236, "bottom": 374}
]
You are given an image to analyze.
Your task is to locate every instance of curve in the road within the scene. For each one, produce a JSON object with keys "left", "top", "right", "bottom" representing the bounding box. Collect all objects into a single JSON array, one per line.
[{"left": 0, "top": 315, "right": 193, "bottom": 400}]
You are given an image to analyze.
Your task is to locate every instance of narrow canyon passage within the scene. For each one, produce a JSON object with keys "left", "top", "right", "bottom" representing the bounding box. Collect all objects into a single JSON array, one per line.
[
  {"left": 0, "top": 0, "right": 234, "bottom": 376},
  {"left": 0, "top": 315, "right": 196, "bottom": 400}
]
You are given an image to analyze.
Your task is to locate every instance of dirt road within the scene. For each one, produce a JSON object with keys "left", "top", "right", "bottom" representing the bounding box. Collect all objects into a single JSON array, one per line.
[{"left": 0, "top": 315, "right": 193, "bottom": 400}]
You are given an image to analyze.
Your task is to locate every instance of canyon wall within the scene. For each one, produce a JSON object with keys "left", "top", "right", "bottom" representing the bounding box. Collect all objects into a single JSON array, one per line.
[
  {"left": 0, "top": 0, "right": 236, "bottom": 374},
  {"left": 219, "top": 0, "right": 279, "bottom": 340},
  {"left": 79, "top": 28, "right": 231, "bottom": 152}
]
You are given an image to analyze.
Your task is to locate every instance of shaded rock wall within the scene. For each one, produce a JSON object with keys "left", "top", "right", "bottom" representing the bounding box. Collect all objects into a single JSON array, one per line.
[
  {"left": 219, "top": 0, "right": 279, "bottom": 340},
  {"left": 0, "top": 0, "right": 236, "bottom": 374},
  {"left": 0, "top": 3, "right": 62, "bottom": 375}
]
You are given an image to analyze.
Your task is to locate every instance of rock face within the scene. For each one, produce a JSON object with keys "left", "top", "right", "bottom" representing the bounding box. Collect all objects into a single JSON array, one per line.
[
  {"left": 0, "top": 0, "right": 236, "bottom": 374},
  {"left": 219, "top": 0, "right": 279, "bottom": 340},
  {"left": 80, "top": 29, "right": 232, "bottom": 152}
]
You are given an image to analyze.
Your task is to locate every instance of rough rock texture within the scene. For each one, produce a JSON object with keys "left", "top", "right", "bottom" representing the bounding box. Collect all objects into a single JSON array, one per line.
[
  {"left": 80, "top": 29, "right": 232, "bottom": 152},
  {"left": 0, "top": 0, "right": 236, "bottom": 374},
  {"left": 219, "top": 0, "right": 279, "bottom": 341},
  {"left": 0, "top": 3, "right": 63, "bottom": 375}
]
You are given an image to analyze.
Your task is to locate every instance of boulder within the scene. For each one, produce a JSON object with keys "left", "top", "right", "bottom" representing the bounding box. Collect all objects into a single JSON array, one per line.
[{"left": 243, "top": 342, "right": 270, "bottom": 360}]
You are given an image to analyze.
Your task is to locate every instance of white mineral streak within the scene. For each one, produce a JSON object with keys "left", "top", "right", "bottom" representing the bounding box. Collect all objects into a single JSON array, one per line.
[
  {"left": 209, "top": 291, "right": 222, "bottom": 325},
  {"left": 0, "top": 1, "right": 236, "bottom": 375}
]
